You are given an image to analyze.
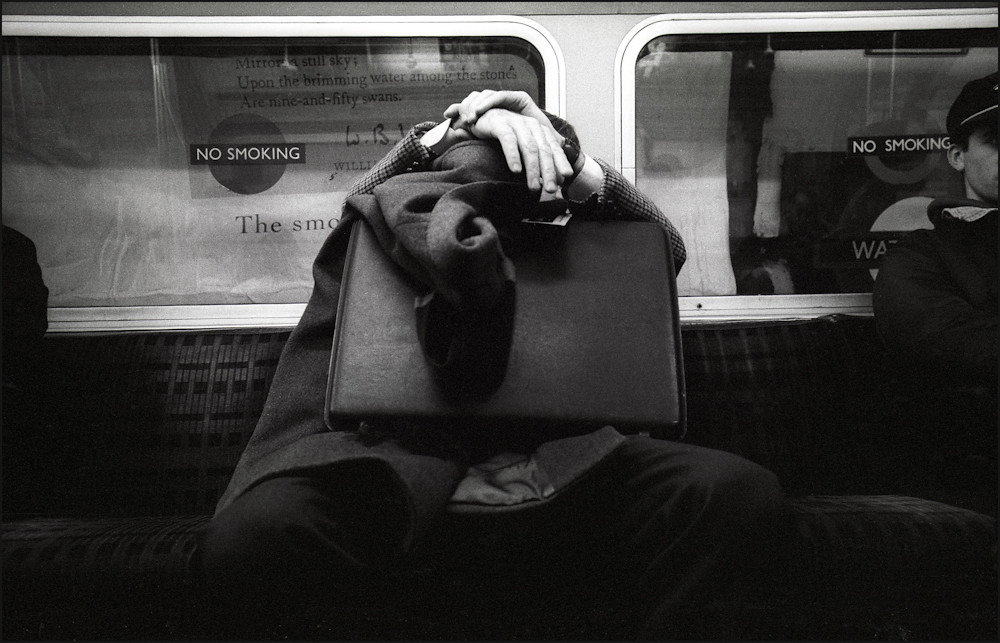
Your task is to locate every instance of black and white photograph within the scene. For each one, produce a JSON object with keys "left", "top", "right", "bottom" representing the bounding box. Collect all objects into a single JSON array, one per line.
[{"left": 2, "top": 2, "right": 996, "bottom": 640}]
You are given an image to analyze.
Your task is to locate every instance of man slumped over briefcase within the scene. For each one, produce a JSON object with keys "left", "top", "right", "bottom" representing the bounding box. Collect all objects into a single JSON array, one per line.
[{"left": 199, "top": 89, "right": 789, "bottom": 640}]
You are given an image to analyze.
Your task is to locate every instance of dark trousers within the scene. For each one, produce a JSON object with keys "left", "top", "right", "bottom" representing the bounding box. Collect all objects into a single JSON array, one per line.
[{"left": 199, "top": 435, "right": 788, "bottom": 640}]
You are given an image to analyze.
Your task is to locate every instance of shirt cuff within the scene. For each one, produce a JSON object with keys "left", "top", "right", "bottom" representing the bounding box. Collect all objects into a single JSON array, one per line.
[{"left": 563, "top": 154, "right": 605, "bottom": 202}]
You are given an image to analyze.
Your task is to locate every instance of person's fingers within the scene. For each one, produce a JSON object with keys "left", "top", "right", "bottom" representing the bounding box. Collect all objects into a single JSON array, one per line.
[
  {"left": 526, "top": 120, "right": 560, "bottom": 193},
  {"left": 547, "top": 131, "right": 575, "bottom": 180},
  {"left": 443, "top": 102, "right": 462, "bottom": 120},
  {"left": 473, "top": 90, "right": 529, "bottom": 114},
  {"left": 460, "top": 90, "right": 506, "bottom": 127},
  {"left": 512, "top": 118, "right": 545, "bottom": 191},
  {"left": 527, "top": 126, "right": 574, "bottom": 192},
  {"left": 515, "top": 117, "right": 570, "bottom": 193},
  {"left": 470, "top": 109, "right": 573, "bottom": 193},
  {"left": 493, "top": 125, "right": 527, "bottom": 180},
  {"left": 481, "top": 113, "right": 543, "bottom": 191},
  {"left": 444, "top": 91, "right": 485, "bottom": 128},
  {"left": 459, "top": 90, "right": 542, "bottom": 123},
  {"left": 446, "top": 92, "right": 555, "bottom": 152}
]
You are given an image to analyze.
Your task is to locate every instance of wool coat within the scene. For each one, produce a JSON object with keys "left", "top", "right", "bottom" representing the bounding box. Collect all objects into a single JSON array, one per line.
[
  {"left": 873, "top": 197, "right": 997, "bottom": 383},
  {"left": 215, "top": 124, "right": 683, "bottom": 548}
]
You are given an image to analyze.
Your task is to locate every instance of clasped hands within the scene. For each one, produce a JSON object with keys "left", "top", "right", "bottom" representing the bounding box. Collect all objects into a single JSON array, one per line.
[{"left": 444, "top": 90, "right": 581, "bottom": 195}]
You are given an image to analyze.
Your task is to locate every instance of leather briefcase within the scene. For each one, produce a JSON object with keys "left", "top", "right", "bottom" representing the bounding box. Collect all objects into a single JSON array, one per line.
[{"left": 325, "top": 217, "right": 685, "bottom": 440}]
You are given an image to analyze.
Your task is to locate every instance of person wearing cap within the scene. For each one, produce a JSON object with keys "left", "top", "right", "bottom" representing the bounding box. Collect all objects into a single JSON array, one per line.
[
  {"left": 872, "top": 71, "right": 997, "bottom": 509},
  {"left": 874, "top": 71, "right": 997, "bottom": 382}
]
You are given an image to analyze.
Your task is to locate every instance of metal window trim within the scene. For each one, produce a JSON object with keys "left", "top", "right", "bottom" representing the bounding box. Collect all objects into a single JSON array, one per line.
[
  {"left": 44, "top": 292, "right": 876, "bottom": 333},
  {"left": 4, "top": 14, "right": 566, "bottom": 332},
  {"left": 614, "top": 7, "right": 997, "bottom": 320}
]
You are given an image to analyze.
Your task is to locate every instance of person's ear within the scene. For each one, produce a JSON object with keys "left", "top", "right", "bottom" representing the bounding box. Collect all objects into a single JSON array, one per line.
[{"left": 946, "top": 144, "right": 966, "bottom": 173}]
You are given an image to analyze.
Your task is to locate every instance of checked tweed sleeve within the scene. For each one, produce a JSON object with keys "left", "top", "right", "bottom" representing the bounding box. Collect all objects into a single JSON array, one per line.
[
  {"left": 343, "top": 122, "right": 687, "bottom": 274},
  {"left": 570, "top": 158, "right": 687, "bottom": 273},
  {"left": 346, "top": 121, "right": 439, "bottom": 198}
]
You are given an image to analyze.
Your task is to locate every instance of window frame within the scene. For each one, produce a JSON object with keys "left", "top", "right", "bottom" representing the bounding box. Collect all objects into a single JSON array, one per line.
[
  {"left": 615, "top": 7, "right": 998, "bottom": 322},
  {"left": 2, "top": 14, "right": 565, "bottom": 333}
]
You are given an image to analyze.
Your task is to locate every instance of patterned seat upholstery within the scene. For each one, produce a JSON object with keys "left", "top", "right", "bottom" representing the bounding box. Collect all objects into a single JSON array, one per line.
[
  {"left": 3, "top": 331, "right": 288, "bottom": 518},
  {"left": 2, "top": 317, "right": 996, "bottom": 639}
]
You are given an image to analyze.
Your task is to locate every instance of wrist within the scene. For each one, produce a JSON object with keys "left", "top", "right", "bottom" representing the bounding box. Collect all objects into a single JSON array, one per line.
[
  {"left": 563, "top": 154, "right": 604, "bottom": 202},
  {"left": 559, "top": 136, "right": 587, "bottom": 192}
]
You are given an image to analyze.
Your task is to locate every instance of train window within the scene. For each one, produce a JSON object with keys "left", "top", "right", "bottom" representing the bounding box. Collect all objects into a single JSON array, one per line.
[
  {"left": 618, "top": 9, "right": 997, "bottom": 320},
  {"left": 1, "top": 16, "right": 561, "bottom": 331}
]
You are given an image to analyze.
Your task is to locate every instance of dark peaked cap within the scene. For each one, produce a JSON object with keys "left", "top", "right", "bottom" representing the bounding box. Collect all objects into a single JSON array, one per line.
[{"left": 947, "top": 71, "right": 998, "bottom": 138}]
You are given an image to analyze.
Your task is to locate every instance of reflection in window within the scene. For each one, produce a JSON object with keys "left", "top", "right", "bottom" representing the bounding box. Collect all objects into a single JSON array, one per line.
[
  {"left": 1, "top": 36, "right": 544, "bottom": 308},
  {"left": 633, "top": 29, "right": 996, "bottom": 298}
]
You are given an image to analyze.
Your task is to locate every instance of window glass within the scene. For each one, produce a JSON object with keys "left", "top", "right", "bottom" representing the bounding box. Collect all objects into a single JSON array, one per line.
[
  {"left": 632, "top": 27, "right": 995, "bottom": 299},
  {"left": 2, "top": 35, "right": 544, "bottom": 308}
]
